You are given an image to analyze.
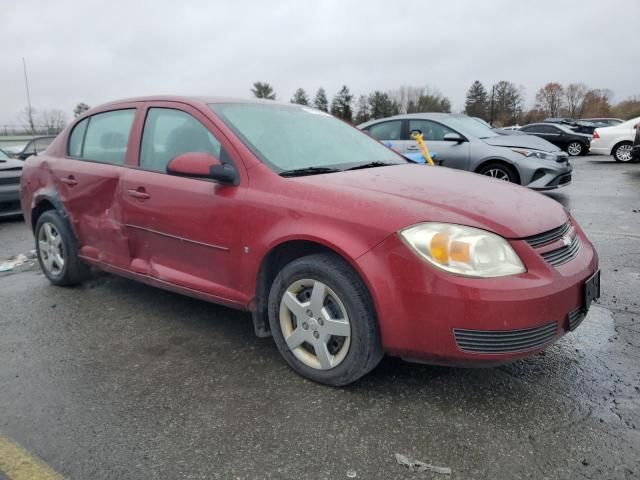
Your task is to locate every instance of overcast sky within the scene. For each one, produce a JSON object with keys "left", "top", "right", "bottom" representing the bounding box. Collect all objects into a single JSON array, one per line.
[{"left": 1, "top": 0, "right": 638, "bottom": 125}]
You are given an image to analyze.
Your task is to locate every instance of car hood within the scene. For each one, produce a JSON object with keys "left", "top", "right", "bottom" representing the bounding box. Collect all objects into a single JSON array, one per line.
[
  {"left": 482, "top": 134, "right": 561, "bottom": 152},
  {"left": 2, "top": 144, "right": 25, "bottom": 154},
  {"left": 0, "top": 158, "right": 24, "bottom": 171},
  {"left": 297, "top": 164, "right": 568, "bottom": 239}
]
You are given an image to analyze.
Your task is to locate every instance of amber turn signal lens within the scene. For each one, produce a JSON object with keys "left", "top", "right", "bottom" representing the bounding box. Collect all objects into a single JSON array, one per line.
[{"left": 430, "top": 233, "right": 449, "bottom": 264}]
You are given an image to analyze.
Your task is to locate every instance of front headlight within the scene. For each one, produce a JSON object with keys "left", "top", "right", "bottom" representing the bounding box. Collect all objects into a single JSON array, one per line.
[
  {"left": 510, "top": 148, "right": 556, "bottom": 161},
  {"left": 399, "top": 223, "right": 526, "bottom": 278}
]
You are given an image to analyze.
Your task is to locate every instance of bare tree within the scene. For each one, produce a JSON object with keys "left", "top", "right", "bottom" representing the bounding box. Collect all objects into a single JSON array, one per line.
[
  {"left": 535, "top": 82, "right": 565, "bottom": 117},
  {"left": 565, "top": 83, "right": 587, "bottom": 118},
  {"left": 73, "top": 102, "right": 90, "bottom": 117},
  {"left": 387, "top": 86, "right": 424, "bottom": 114},
  {"left": 40, "top": 109, "right": 67, "bottom": 134}
]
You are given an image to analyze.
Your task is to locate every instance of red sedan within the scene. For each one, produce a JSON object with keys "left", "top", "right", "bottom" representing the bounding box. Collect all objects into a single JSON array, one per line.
[{"left": 20, "top": 96, "right": 600, "bottom": 385}]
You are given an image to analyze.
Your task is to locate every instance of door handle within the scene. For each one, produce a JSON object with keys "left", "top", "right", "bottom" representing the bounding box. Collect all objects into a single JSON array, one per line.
[
  {"left": 60, "top": 175, "right": 78, "bottom": 186},
  {"left": 407, "top": 146, "right": 419, "bottom": 151},
  {"left": 127, "top": 188, "right": 150, "bottom": 200}
]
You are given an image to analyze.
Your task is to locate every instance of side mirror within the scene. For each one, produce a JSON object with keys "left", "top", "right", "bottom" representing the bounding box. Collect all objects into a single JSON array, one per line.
[
  {"left": 443, "top": 132, "right": 464, "bottom": 143},
  {"left": 166, "top": 152, "right": 238, "bottom": 185}
]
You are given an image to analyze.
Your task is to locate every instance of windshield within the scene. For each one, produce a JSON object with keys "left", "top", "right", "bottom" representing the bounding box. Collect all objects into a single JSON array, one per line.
[
  {"left": 0, "top": 149, "right": 9, "bottom": 160},
  {"left": 445, "top": 116, "right": 499, "bottom": 139},
  {"left": 210, "top": 103, "right": 406, "bottom": 173}
]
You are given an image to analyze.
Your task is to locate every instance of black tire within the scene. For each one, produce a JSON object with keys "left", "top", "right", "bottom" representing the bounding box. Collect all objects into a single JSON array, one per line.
[
  {"left": 268, "top": 253, "right": 383, "bottom": 386},
  {"left": 35, "top": 210, "right": 89, "bottom": 286},
  {"left": 612, "top": 142, "right": 633, "bottom": 162},
  {"left": 566, "top": 141, "right": 584, "bottom": 157},
  {"left": 477, "top": 162, "right": 518, "bottom": 184}
]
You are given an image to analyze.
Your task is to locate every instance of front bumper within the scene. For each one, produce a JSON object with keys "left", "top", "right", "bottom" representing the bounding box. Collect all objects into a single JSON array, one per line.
[{"left": 356, "top": 223, "right": 599, "bottom": 366}]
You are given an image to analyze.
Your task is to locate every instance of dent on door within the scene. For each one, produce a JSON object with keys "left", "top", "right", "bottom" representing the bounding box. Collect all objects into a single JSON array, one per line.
[{"left": 59, "top": 164, "right": 131, "bottom": 268}]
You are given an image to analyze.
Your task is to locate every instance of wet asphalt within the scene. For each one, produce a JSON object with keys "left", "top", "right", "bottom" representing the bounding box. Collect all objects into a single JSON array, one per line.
[{"left": 0, "top": 155, "right": 639, "bottom": 480}]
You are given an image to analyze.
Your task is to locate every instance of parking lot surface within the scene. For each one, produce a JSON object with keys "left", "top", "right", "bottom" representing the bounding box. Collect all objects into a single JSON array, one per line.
[{"left": 1, "top": 155, "right": 639, "bottom": 479}]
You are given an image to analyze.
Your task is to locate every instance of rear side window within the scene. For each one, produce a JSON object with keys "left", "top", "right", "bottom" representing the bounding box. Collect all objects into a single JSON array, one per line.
[
  {"left": 68, "top": 109, "right": 135, "bottom": 165},
  {"left": 140, "top": 108, "right": 221, "bottom": 172},
  {"left": 68, "top": 119, "right": 88, "bottom": 157},
  {"left": 366, "top": 120, "right": 402, "bottom": 141}
]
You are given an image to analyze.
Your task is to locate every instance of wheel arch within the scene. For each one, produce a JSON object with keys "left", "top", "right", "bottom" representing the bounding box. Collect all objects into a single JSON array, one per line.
[
  {"left": 610, "top": 140, "right": 632, "bottom": 156},
  {"left": 474, "top": 159, "right": 522, "bottom": 184},
  {"left": 251, "top": 238, "right": 375, "bottom": 338}
]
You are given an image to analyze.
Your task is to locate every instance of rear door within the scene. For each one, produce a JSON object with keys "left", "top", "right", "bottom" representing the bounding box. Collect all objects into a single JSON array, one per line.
[
  {"left": 120, "top": 102, "right": 248, "bottom": 304},
  {"left": 406, "top": 119, "right": 470, "bottom": 170},
  {"left": 362, "top": 120, "right": 406, "bottom": 152},
  {"left": 522, "top": 124, "right": 562, "bottom": 147},
  {"left": 53, "top": 106, "right": 138, "bottom": 268}
]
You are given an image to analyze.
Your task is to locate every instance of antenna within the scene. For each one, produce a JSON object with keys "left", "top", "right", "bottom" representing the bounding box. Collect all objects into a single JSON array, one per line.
[{"left": 22, "top": 57, "right": 37, "bottom": 155}]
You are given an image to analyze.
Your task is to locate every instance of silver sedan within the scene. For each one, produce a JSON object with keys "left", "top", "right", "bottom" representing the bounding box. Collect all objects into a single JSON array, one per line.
[{"left": 358, "top": 113, "right": 573, "bottom": 190}]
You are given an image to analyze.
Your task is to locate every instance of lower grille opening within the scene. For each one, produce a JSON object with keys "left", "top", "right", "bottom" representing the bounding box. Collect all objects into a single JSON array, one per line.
[
  {"left": 568, "top": 308, "right": 585, "bottom": 331},
  {"left": 454, "top": 321, "right": 558, "bottom": 354}
]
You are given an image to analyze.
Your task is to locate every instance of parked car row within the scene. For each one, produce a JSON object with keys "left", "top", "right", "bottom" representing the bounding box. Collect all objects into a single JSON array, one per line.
[
  {"left": 518, "top": 123, "right": 591, "bottom": 156},
  {"left": 359, "top": 113, "right": 572, "bottom": 190}
]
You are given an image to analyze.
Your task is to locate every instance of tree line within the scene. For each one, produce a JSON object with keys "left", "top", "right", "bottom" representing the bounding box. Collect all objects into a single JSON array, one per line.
[{"left": 252, "top": 81, "right": 640, "bottom": 126}]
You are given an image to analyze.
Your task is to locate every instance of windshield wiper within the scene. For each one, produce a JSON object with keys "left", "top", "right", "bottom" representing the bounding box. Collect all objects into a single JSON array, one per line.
[
  {"left": 343, "top": 161, "right": 395, "bottom": 171},
  {"left": 279, "top": 166, "right": 342, "bottom": 177}
]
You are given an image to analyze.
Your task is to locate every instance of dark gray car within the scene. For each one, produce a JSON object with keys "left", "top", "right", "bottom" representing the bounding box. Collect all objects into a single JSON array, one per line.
[
  {"left": 0, "top": 148, "right": 23, "bottom": 217},
  {"left": 358, "top": 113, "right": 572, "bottom": 190}
]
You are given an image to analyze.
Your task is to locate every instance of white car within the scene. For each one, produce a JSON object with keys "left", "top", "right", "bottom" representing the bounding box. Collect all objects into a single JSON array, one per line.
[{"left": 590, "top": 116, "right": 640, "bottom": 162}]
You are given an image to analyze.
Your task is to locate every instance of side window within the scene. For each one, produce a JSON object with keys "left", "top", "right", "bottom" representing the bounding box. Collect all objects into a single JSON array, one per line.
[
  {"left": 522, "top": 125, "right": 541, "bottom": 133},
  {"left": 409, "top": 119, "right": 455, "bottom": 141},
  {"left": 68, "top": 119, "right": 88, "bottom": 157},
  {"left": 140, "top": 108, "right": 222, "bottom": 172},
  {"left": 81, "top": 110, "right": 135, "bottom": 164},
  {"left": 35, "top": 138, "right": 53, "bottom": 152},
  {"left": 366, "top": 121, "right": 402, "bottom": 141}
]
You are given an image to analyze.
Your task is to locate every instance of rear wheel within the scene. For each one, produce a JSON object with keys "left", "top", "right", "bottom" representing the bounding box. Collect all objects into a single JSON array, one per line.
[
  {"left": 268, "top": 253, "right": 383, "bottom": 386},
  {"left": 478, "top": 162, "right": 518, "bottom": 183},
  {"left": 567, "top": 141, "right": 584, "bottom": 156},
  {"left": 613, "top": 142, "right": 633, "bottom": 162},
  {"left": 35, "top": 210, "right": 89, "bottom": 286}
]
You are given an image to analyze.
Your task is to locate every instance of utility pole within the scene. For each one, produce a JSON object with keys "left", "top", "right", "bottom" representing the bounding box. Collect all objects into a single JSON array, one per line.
[
  {"left": 489, "top": 85, "right": 495, "bottom": 126},
  {"left": 22, "top": 57, "right": 36, "bottom": 136}
]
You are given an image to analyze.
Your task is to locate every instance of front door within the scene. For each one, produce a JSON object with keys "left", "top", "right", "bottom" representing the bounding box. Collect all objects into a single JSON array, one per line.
[
  {"left": 120, "top": 104, "right": 247, "bottom": 304},
  {"left": 407, "top": 119, "right": 470, "bottom": 170}
]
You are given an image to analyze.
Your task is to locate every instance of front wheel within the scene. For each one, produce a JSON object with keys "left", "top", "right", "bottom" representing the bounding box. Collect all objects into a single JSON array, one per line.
[
  {"left": 567, "top": 141, "right": 584, "bottom": 156},
  {"left": 613, "top": 142, "right": 633, "bottom": 162},
  {"left": 268, "top": 253, "right": 383, "bottom": 386},
  {"left": 478, "top": 162, "right": 518, "bottom": 183}
]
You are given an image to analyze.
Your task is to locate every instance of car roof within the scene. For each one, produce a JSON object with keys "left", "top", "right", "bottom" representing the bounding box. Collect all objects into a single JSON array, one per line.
[
  {"left": 97, "top": 95, "right": 290, "bottom": 109},
  {"left": 358, "top": 112, "right": 463, "bottom": 128}
]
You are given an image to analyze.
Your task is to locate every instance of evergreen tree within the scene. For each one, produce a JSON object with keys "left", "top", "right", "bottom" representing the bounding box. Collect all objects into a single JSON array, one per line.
[
  {"left": 368, "top": 91, "right": 395, "bottom": 119},
  {"left": 354, "top": 95, "right": 371, "bottom": 124},
  {"left": 464, "top": 81, "right": 488, "bottom": 119},
  {"left": 251, "top": 81, "right": 276, "bottom": 100},
  {"left": 313, "top": 88, "right": 329, "bottom": 112},
  {"left": 330, "top": 85, "right": 354, "bottom": 122},
  {"left": 290, "top": 88, "right": 309, "bottom": 105}
]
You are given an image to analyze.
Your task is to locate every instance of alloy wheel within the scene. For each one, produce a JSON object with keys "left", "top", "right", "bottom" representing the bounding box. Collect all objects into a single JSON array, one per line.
[
  {"left": 615, "top": 144, "right": 632, "bottom": 162},
  {"left": 567, "top": 142, "right": 582, "bottom": 156},
  {"left": 484, "top": 168, "right": 510, "bottom": 181},
  {"left": 38, "top": 222, "right": 65, "bottom": 276},
  {"left": 279, "top": 278, "right": 351, "bottom": 370}
]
